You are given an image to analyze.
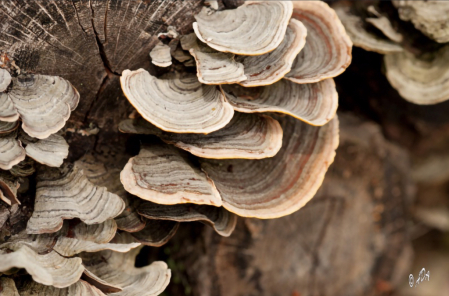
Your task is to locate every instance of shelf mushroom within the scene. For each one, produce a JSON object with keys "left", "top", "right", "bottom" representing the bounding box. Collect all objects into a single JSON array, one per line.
[
  {"left": 285, "top": 1, "right": 352, "bottom": 84},
  {"left": 7, "top": 74, "right": 79, "bottom": 139},
  {"left": 26, "top": 164, "right": 125, "bottom": 234},
  {"left": 393, "top": 0, "right": 449, "bottom": 43},
  {"left": 0, "top": 246, "right": 84, "bottom": 288},
  {"left": 193, "top": 1, "right": 293, "bottom": 55},
  {"left": 236, "top": 18, "right": 307, "bottom": 87},
  {"left": 119, "top": 112, "right": 283, "bottom": 159},
  {"left": 200, "top": 116, "right": 339, "bottom": 218},
  {"left": 180, "top": 33, "right": 247, "bottom": 85},
  {"left": 0, "top": 132, "right": 26, "bottom": 170},
  {"left": 0, "top": 68, "right": 11, "bottom": 92},
  {"left": 120, "top": 143, "right": 222, "bottom": 207},
  {"left": 120, "top": 69, "right": 234, "bottom": 134},
  {"left": 149, "top": 42, "right": 172, "bottom": 67},
  {"left": 221, "top": 78, "right": 338, "bottom": 126},
  {"left": 384, "top": 46, "right": 449, "bottom": 105},
  {"left": 334, "top": 5, "right": 403, "bottom": 55}
]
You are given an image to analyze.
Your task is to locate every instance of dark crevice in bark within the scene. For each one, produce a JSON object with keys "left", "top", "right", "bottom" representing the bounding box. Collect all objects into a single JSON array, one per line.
[
  {"left": 83, "top": 1, "right": 119, "bottom": 123},
  {"left": 89, "top": 0, "right": 118, "bottom": 76}
]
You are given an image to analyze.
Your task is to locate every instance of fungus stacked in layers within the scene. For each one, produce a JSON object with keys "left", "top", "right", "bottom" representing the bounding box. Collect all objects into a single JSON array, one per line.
[
  {"left": 335, "top": 0, "right": 449, "bottom": 105},
  {"left": 0, "top": 71, "right": 171, "bottom": 295},
  {"left": 121, "top": 1, "right": 352, "bottom": 220}
]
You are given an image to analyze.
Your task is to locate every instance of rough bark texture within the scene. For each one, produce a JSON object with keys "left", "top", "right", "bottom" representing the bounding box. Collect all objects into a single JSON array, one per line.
[
  {"left": 169, "top": 114, "right": 413, "bottom": 296},
  {"left": 0, "top": 0, "right": 203, "bottom": 159}
]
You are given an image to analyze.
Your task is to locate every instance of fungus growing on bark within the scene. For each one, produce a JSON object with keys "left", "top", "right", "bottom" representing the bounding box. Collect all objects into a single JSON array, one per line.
[
  {"left": 180, "top": 33, "right": 247, "bottom": 85},
  {"left": 366, "top": 5, "right": 403, "bottom": 43},
  {"left": 393, "top": 0, "right": 449, "bottom": 43},
  {"left": 130, "top": 220, "right": 179, "bottom": 247},
  {"left": 81, "top": 235, "right": 171, "bottom": 296},
  {"left": 120, "top": 69, "right": 234, "bottom": 133},
  {"left": 193, "top": 1, "right": 293, "bottom": 55},
  {"left": 0, "top": 93, "right": 19, "bottom": 122},
  {"left": 236, "top": 19, "right": 307, "bottom": 87},
  {"left": 149, "top": 42, "right": 172, "bottom": 67},
  {"left": 285, "top": 1, "right": 352, "bottom": 83},
  {"left": 0, "top": 132, "right": 26, "bottom": 170},
  {"left": 138, "top": 202, "right": 237, "bottom": 237},
  {"left": 26, "top": 164, "right": 125, "bottom": 234},
  {"left": 222, "top": 79, "right": 338, "bottom": 126},
  {"left": 334, "top": 5, "right": 403, "bottom": 54},
  {"left": 74, "top": 154, "right": 147, "bottom": 233},
  {"left": 120, "top": 143, "right": 222, "bottom": 206},
  {"left": 119, "top": 112, "right": 283, "bottom": 159},
  {"left": 0, "top": 246, "right": 84, "bottom": 288},
  {"left": 200, "top": 116, "right": 339, "bottom": 218},
  {"left": 384, "top": 46, "right": 449, "bottom": 105},
  {"left": 19, "top": 280, "right": 107, "bottom": 296},
  {"left": 8, "top": 75, "right": 79, "bottom": 139},
  {"left": 20, "top": 132, "right": 69, "bottom": 167}
]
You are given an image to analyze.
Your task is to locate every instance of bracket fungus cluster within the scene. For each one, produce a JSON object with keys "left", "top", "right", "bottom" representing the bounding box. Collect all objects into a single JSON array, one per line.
[
  {"left": 335, "top": 0, "right": 449, "bottom": 105},
  {"left": 125, "top": 0, "right": 351, "bottom": 221},
  {"left": 0, "top": 70, "right": 171, "bottom": 295},
  {"left": 1, "top": 1, "right": 354, "bottom": 294}
]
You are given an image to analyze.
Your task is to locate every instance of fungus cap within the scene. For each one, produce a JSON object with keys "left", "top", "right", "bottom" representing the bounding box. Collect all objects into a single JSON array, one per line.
[
  {"left": 120, "top": 69, "right": 234, "bottom": 134},
  {"left": 193, "top": 1, "right": 293, "bottom": 55}
]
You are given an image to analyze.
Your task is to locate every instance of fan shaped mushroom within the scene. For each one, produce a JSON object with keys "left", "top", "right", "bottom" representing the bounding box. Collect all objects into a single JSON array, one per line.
[
  {"left": 8, "top": 75, "right": 79, "bottom": 139},
  {"left": 0, "top": 93, "right": 19, "bottom": 122},
  {"left": 222, "top": 78, "right": 338, "bottom": 126},
  {"left": 193, "top": 1, "right": 293, "bottom": 55},
  {"left": 81, "top": 236, "right": 171, "bottom": 296},
  {"left": 54, "top": 234, "right": 141, "bottom": 257},
  {"left": 75, "top": 154, "right": 146, "bottom": 233},
  {"left": 149, "top": 42, "right": 172, "bottom": 67},
  {"left": 2, "top": 220, "right": 139, "bottom": 257},
  {"left": 0, "top": 68, "right": 11, "bottom": 92},
  {"left": 384, "top": 46, "right": 449, "bottom": 105},
  {"left": 0, "top": 246, "right": 84, "bottom": 288},
  {"left": 285, "top": 1, "right": 352, "bottom": 84},
  {"left": 120, "top": 69, "right": 234, "bottom": 134},
  {"left": 138, "top": 202, "right": 237, "bottom": 237},
  {"left": 236, "top": 19, "right": 307, "bottom": 87},
  {"left": 130, "top": 220, "right": 179, "bottom": 247},
  {"left": 19, "top": 280, "right": 106, "bottom": 296},
  {"left": 119, "top": 112, "right": 283, "bottom": 159},
  {"left": 200, "top": 115, "right": 339, "bottom": 219},
  {"left": 393, "top": 0, "right": 449, "bottom": 43},
  {"left": 0, "top": 132, "right": 26, "bottom": 170},
  {"left": 334, "top": 5, "right": 403, "bottom": 54},
  {"left": 19, "top": 132, "right": 69, "bottom": 167},
  {"left": 366, "top": 6, "right": 403, "bottom": 43},
  {"left": 180, "top": 33, "right": 246, "bottom": 85},
  {"left": 26, "top": 164, "right": 125, "bottom": 234},
  {"left": 120, "top": 143, "right": 222, "bottom": 206}
]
